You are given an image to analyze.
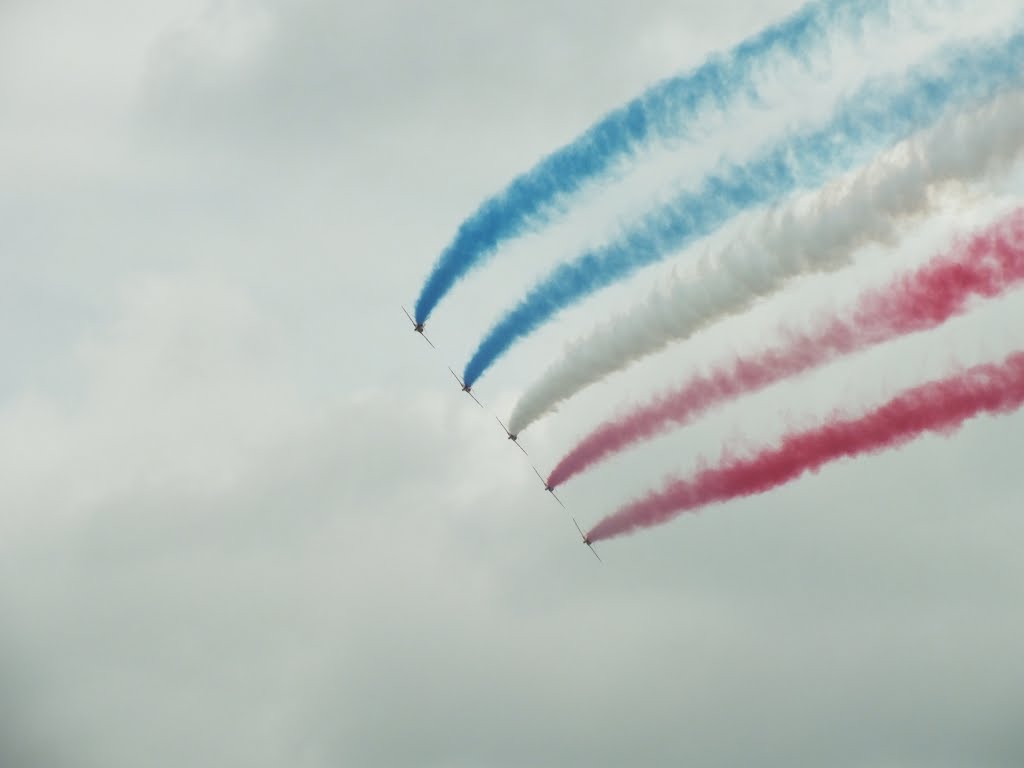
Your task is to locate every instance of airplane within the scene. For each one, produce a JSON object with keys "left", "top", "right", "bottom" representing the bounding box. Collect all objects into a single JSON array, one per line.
[
  {"left": 449, "top": 367, "right": 483, "bottom": 407},
  {"left": 402, "top": 306, "right": 436, "bottom": 349},
  {"left": 496, "top": 417, "right": 528, "bottom": 456},
  {"left": 532, "top": 466, "right": 565, "bottom": 508},
  {"left": 573, "top": 518, "right": 602, "bottom": 562}
]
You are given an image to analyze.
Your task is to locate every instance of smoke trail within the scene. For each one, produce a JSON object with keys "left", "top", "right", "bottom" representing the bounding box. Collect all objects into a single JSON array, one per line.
[
  {"left": 549, "top": 206, "right": 1024, "bottom": 488},
  {"left": 462, "top": 27, "right": 1024, "bottom": 387},
  {"left": 509, "top": 89, "right": 1024, "bottom": 434},
  {"left": 413, "top": 0, "right": 892, "bottom": 325},
  {"left": 588, "top": 349, "right": 1024, "bottom": 542}
]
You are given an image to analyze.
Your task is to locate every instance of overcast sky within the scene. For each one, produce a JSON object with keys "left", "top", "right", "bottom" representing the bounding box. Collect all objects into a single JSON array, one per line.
[{"left": 3, "top": 1, "right": 1024, "bottom": 766}]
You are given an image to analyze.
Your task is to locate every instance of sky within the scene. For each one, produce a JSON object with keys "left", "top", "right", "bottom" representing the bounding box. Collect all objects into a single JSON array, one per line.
[{"left": 2, "top": 1, "right": 1024, "bottom": 766}]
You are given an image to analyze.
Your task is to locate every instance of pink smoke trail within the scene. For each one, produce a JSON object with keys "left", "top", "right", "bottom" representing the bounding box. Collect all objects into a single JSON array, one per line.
[
  {"left": 549, "top": 207, "right": 1024, "bottom": 489},
  {"left": 588, "top": 350, "right": 1024, "bottom": 542}
]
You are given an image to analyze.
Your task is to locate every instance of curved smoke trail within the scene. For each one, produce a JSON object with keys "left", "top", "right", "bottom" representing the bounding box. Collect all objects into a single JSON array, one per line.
[
  {"left": 413, "top": 0, "right": 893, "bottom": 325},
  {"left": 510, "top": 89, "right": 1024, "bottom": 434},
  {"left": 549, "top": 206, "right": 1024, "bottom": 488},
  {"left": 462, "top": 27, "right": 1024, "bottom": 387},
  {"left": 588, "top": 349, "right": 1024, "bottom": 542}
]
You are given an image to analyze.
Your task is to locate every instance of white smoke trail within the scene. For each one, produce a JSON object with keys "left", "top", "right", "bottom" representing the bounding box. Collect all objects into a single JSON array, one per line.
[{"left": 507, "top": 89, "right": 1024, "bottom": 434}]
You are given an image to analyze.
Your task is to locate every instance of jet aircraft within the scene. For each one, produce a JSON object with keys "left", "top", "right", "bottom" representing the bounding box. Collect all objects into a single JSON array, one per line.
[
  {"left": 573, "top": 518, "right": 602, "bottom": 562},
  {"left": 532, "top": 467, "right": 565, "bottom": 508},
  {"left": 449, "top": 367, "right": 483, "bottom": 407},
  {"left": 497, "top": 418, "right": 528, "bottom": 456},
  {"left": 402, "top": 306, "right": 436, "bottom": 348}
]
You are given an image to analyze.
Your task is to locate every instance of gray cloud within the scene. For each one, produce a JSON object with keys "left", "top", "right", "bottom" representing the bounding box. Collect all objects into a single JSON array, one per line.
[
  {"left": 3, "top": 0, "right": 1024, "bottom": 766},
  {"left": 3, "top": 279, "right": 1023, "bottom": 767},
  {"left": 139, "top": 0, "right": 802, "bottom": 151}
]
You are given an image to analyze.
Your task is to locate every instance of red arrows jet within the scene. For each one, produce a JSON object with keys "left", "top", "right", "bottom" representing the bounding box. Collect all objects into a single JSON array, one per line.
[
  {"left": 402, "top": 306, "right": 435, "bottom": 349},
  {"left": 496, "top": 417, "right": 528, "bottom": 456},
  {"left": 573, "top": 518, "right": 602, "bottom": 562},
  {"left": 532, "top": 467, "right": 565, "bottom": 508},
  {"left": 449, "top": 367, "right": 482, "bottom": 407}
]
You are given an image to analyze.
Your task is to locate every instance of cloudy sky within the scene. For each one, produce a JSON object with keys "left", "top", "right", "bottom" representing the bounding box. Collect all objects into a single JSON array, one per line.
[{"left": 3, "top": 1, "right": 1024, "bottom": 766}]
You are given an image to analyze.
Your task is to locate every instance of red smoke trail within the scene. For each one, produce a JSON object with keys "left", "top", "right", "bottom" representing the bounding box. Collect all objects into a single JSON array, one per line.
[
  {"left": 588, "top": 350, "right": 1024, "bottom": 542},
  {"left": 548, "top": 207, "right": 1024, "bottom": 489}
]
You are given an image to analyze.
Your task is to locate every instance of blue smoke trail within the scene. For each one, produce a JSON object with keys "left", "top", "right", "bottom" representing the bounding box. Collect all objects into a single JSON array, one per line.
[
  {"left": 414, "top": 0, "right": 890, "bottom": 324},
  {"left": 463, "top": 27, "right": 1024, "bottom": 386}
]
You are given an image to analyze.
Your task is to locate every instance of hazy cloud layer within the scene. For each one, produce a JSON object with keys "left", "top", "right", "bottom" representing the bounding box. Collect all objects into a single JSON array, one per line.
[{"left": 3, "top": 1, "right": 1024, "bottom": 766}]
